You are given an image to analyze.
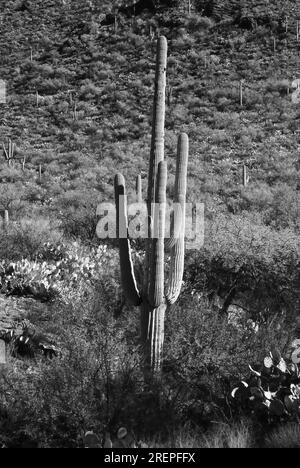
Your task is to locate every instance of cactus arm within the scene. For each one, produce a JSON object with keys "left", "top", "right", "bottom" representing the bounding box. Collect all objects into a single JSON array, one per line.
[
  {"left": 165, "top": 133, "right": 188, "bottom": 305},
  {"left": 164, "top": 205, "right": 182, "bottom": 251},
  {"left": 243, "top": 165, "right": 249, "bottom": 186},
  {"left": 2, "top": 142, "right": 8, "bottom": 161},
  {"left": 165, "top": 134, "right": 188, "bottom": 251},
  {"left": 165, "top": 236, "right": 185, "bottom": 305},
  {"left": 3, "top": 210, "right": 9, "bottom": 230},
  {"left": 114, "top": 173, "right": 141, "bottom": 306},
  {"left": 149, "top": 161, "right": 167, "bottom": 307},
  {"left": 136, "top": 174, "right": 142, "bottom": 203}
]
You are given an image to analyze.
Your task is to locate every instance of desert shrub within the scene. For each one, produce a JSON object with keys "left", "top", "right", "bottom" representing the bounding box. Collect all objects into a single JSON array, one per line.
[
  {"left": 162, "top": 295, "right": 289, "bottom": 428},
  {"left": 265, "top": 79, "right": 290, "bottom": 96},
  {"left": 184, "top": 14, "right": 214, "bottom": 32},
  {"left": 0, "top": 182, "right": 26, "bottom": 216},
  {"left": 0, "top": 217, "right": 62, "bottom": 261},
  {"left": 55, "top": 189, "right": 100, "bottom": 240},
  {"left": 264, "top": 184, "right": 300, "bottom": 230},
  {"left": 0, "top": 300, "right": 142, "bottom": 448},
  {"left": 184, "top": 213, "right": 300, "bottom": 320}
]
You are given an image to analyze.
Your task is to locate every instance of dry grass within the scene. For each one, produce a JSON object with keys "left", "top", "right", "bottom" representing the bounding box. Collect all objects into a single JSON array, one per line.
[
  {"left": 143, "top": 421, "right": 253, "bottom": 448},
  {"left": 201, "top": 421, "right": 253, "bottom": 448},
  {"left": 264, "top": 423, "right": 300, "bottom": 448}
]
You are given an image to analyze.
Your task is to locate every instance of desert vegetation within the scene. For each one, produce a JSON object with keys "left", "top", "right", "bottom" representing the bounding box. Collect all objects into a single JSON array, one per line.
[{"left": 0, "top": 0, "right": 299, "bottom": 448}]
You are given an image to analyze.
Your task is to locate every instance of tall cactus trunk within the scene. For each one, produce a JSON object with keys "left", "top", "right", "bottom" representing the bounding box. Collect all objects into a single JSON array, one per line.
[
  {"left": 3, "top": 210, "right": 9, "bottom": 231},
  {"left": 136, "top": 174, "right": 142, "bottom": 203},
  {"left": 147, "top": 303, "right": 166, "bottom": 373},
  {"left": 243, "top": 165, "right": 249, "bottom": 187},
  {"left": 143, "top": 35, "right": 167, "bottom": 333}
]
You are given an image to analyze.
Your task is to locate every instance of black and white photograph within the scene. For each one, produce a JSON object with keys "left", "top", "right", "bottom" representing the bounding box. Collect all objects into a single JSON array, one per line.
[{"left": 0, "top": 0, "right": 300, "bottom": 451}]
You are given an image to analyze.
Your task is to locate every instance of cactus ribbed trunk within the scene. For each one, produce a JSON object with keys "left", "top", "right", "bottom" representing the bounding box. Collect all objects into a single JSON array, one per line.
[
  {"left": 136, "top": 174, "right": 142, "bottom": 203},
  {"left": 243, "top": 165, "right": 249, "bottom": 187},
  {"left": 3, "top": 210, "right": 9, "bottom": 231},
  {"left": 149, "top": 161, "right": 167, "bottom": 307},
  {"left": 148, "top": 303, "right": 166, "bottom": 372},
  {"left": 239, "top": 80, "right": 243, "bottom": 107},
  {"left": 114, "top": 37, "right": 188, "bottom": 374},
  {"left": 147, "top": 36, "right": 167, "bottom": 208}
]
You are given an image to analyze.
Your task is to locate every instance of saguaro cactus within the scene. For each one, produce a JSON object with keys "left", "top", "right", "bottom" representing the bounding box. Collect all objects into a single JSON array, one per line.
[
  {"left": 2, "top": 139, "right": 15, "bottom": 166},
  {"left": 136, "top": 174, "right": 142, "bottom": 203},
  {"left": 239, "top": 80, "right": 243, "bottom": 107},
  {"left": 114, "top": 37, "right": 188, "bottom": 373},
  {"left": 38, "top": 163, "right": 42, "bottom": 181},
  {"left": 3, "top": 210, "right": 9, "bottom": 230},
  {"left": 243, "top": 164, "right": 249, "bottom": 187}
]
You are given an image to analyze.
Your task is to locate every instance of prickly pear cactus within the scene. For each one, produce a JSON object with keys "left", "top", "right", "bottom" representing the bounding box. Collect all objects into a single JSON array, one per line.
[
  {"left": 83, "top": 427, "right": 148, "bottom": 449},
  {"left": 230, "top": 349, "right": 300, "bottom": 422}
]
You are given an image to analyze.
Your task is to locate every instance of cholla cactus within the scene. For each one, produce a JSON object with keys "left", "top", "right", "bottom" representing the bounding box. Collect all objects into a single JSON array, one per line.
[{"left": 114, "top": 37, "right": 188, "bottom": 373}]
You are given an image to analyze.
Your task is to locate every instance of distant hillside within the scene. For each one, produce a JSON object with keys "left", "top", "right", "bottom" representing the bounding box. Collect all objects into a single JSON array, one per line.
[{"left": 0, "top": 0, "right": 299, "bottom": 233}]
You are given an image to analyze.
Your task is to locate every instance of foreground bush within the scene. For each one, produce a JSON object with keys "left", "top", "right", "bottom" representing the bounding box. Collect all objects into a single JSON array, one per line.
[
  {"left": 0, "top": 293, "right": 142, "bottom": 448},
  {"left": 185, "top": 213, "right": 300, "bottom": 319}
]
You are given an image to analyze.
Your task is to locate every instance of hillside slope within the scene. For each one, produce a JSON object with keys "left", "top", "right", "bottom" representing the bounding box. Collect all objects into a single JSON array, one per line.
[{"left": 0, "top": 0, "right": 299, "bottom": 231}]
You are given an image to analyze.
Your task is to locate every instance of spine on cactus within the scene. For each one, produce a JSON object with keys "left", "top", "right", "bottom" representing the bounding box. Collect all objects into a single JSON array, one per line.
[{"left": 114, "top": 174, "right": 141, "bottom": 306}]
